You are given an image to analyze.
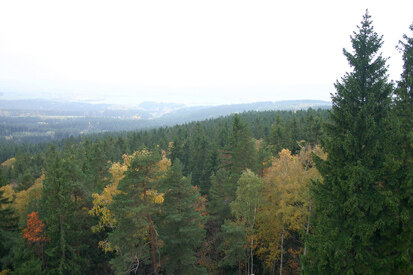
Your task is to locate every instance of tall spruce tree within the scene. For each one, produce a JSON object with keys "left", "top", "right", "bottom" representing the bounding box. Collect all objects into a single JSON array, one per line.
[
  {"left": 304, "top": 11, "right": 394, "bottom": 274},
  {"left": 389, "top": 22, "right": 413, "bottom": 272},
  {"left": 228, "top": 114, "right": 257, "bottom": 181}
]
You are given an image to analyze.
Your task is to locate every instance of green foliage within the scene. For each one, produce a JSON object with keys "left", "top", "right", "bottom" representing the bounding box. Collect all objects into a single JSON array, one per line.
[
  {"left": 158, "top": 160, "right": 206, "bottom": 274},
  {"left": 386, "top": 22, "right": 413, "bottom": 273},
  {"left": 10, "top": 238, "right": 42, "bottom": 275},
  {"left": 0, "top": 168, "right": 7, "bottom": 187},
  {"left": 108, "top": 149, "right": 162, "bottom": 274},
  {"left": 305, "top": 11, "right": 396, "bottom": 274},
  {"left": 229, "top": 115, "right": 257, "bottom": 179},
  {"left": 219, "top": 220, "right": 247, "bottom": 269},
  {"left": 41, "top": 146, "right": 85, "bottom": 274},
  {"left": 0, "top": 189, "right": 18, "bottom": 270}
]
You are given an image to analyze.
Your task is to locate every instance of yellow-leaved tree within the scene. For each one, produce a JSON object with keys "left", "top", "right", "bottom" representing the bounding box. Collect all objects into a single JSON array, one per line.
[{"left": 257, "top": 145, "right": 324, "bottom": 274}]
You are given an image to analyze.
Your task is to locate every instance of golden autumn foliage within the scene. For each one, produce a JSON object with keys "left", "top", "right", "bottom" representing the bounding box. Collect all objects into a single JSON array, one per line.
[
  {"left": 0, "top": 185, "right": 14, "bottom": 206},
  {"left": 89, "top": 161, "right": 126, "bottom": 232},
  {"left": 1, "top": 158, "right": 16, "bottom": 168},
  {"left": 0, "top": 175, "right": 44, "bottom": 223},
  {"left": 256, "top": 146, "right": 324, "bottom": 271},
  {"left": 90, "top": 150, "right": 170, "bottom": 242},
  {"left": 14, "top": 175, "right": 44, "bottom": 223}
]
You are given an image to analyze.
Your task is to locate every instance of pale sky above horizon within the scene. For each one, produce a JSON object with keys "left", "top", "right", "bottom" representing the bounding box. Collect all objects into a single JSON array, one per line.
[{"left": 0, "top": 0, "right": 412, "bottom": 106}]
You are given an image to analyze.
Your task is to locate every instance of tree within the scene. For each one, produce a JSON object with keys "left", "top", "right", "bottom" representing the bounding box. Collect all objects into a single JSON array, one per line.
[
  {"left": 219, "top": 220, "right": 247, "bottom": 274},
  {"left": 108, "top": 149, "right": 162, "bottom": 274},
  {"left": 0, "top": 167, "right": 7, "bottom": 187},
  {"left": 228, "top": 114, "right": 257, "bottom": 180},
  {"left": 188, "top": 123, "right": 212, "bottom": 194},
  {"left": 0, "top": 188, "right": 18, "bottom": 270},
  {"left": 23, "top": 211, "right": 47, "bottom": 244},
  {"left": 229, "top": 170, "right": 264, "bottom": 275},
  {"left": 257, "top": 148, "right": 323, "bottom": 274},
  {"left": 304, "top": 11, "right": 394, "bottom": 273},
  {"left": 23, "top": 211, "right": 48, "bottom": 266},
  {"left": 387, "top": 22, "right": 413, "bottom": 272},
  {"left": 158, "top": 160, "right": 206, "bottom": 274},
  {"left": 41, "top": 146, "right": 85, "bottom": 274}
]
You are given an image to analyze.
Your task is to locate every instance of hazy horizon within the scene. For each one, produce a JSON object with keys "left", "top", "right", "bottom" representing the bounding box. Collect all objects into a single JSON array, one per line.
[{"left": 1, "top": 1, "right": 412, "bottom": 106}]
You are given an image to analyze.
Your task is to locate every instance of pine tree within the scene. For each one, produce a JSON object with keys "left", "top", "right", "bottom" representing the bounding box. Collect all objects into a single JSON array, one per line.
[
  {"left": 108, "top": 149, "right": 162, "bottom": 274},
  {"left": 158, "top": 160, "right": 206, "bottom": 274},
  {"left": 304, "top": 11, "right": 394, "bottom": 273}
]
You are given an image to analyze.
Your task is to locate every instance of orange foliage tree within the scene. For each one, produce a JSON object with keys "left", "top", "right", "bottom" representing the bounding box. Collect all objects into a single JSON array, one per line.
[{"left": 23, "top": 211, "right": 47, "bottom": 244}]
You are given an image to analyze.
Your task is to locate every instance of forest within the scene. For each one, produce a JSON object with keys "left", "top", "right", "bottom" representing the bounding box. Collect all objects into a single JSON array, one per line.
[{"left": 0, "top": 11, "right": 412, "bottom": 274}]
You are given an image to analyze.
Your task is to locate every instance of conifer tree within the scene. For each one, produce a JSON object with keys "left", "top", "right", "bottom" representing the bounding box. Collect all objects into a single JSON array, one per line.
[
  {"left": 305, "top": 11, "right": 394, "bottom": 273},
  {"left": 388, "top": 22, "right": 413, "bottom": 272},
  {"left": 108, "top": 149, "right": 162, "bottom": 274},
  {"left": 41, "top": 146, "right": 84, "bottom": 274},
  {"left": 0, "top": 168, "right": 7, "bottom": 187},
  {"left": 158, "top": 160, "right": 206, "bottom": 274},
  {"left": 0, "top": 189, "right": 18, "bottom": 270},
  {"left": 228, "top": 114, "right": 257, "bottom": 181}
]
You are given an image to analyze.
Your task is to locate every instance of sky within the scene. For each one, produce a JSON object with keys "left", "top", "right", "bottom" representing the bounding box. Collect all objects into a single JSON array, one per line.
[{"left": 0, "top": 0, "right": 412, "bottom": 106}]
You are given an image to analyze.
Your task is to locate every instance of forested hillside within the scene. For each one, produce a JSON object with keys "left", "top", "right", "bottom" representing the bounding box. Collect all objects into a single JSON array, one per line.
[{"left": 0, "top": 12, "right": 412, "bottom": 275}]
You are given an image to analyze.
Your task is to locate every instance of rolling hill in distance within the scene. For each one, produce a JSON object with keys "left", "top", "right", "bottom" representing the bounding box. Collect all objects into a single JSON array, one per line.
[{"left": 0, "top": 98, "right": 331, "bottom": 143}]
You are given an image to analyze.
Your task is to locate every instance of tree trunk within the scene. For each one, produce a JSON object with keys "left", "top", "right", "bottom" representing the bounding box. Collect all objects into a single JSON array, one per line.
[
  {"left": 301, "top": 206, "right": 311, "bottom": 274},
  {"left": 251, "top": 238, "right": 254, "bottom": 274},
  {"left": 143, "top": 181, "right": 158, "bottom": 275},
  {"left": 148, "top": 215, "right": 158, "bottom": 275},
  {"left": 279, "top": 228, "right": 284, "bottom": 275},
  {"left": 272, "top": 259, "right": 276, "bottom": 275}
]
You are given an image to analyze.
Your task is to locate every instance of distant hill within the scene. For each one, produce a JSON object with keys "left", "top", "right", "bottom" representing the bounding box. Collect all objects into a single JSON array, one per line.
[
  {"left": 0, "top": 98, "right": 331, "bottom": 143},
  {"left": 0, "top": 99, "right": 330, "bottom": 120}
]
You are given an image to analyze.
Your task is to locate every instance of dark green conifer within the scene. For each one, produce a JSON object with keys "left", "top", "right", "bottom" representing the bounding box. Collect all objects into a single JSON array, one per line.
[
  {"left": 108, "top": 149, "right": 161, "bottom": 274},
  {"left": 41, "top": 146, "right": 84, "bottom": 274},
  {"left": 158, "top": 160, "right": 206, "bottom": 274},
  {"left": 305, "top": 11, "right": 394, "bottom": 273},
  {"left": 387, "top": 22, "right": 413, "bottom": 273},
  {"left": 0, "top": 189, "right": 18, "bottom": 270},
  {"left": 228, "top": 114, "right": 257, "bottom": 180}
]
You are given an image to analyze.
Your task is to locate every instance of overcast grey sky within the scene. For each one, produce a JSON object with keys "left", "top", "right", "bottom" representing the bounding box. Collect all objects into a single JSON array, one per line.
[{"left": 0, "top": 0, "right": 412, "bottom": 106}]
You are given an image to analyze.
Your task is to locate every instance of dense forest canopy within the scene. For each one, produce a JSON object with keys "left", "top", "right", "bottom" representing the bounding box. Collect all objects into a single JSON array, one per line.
[{"left": 0, "top": 11, "right": 412, "bottom": 274}]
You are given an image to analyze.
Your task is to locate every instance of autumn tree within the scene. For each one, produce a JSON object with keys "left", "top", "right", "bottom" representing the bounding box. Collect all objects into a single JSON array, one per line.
[
  {"left": 23, "top": 211, "right": 48, "bottom": 265},
  {"left": 257, "top": 148, "right": 322, "bottom": 274},
  {"left": 304, "top": 11, "right": 395, "bottom": 273},
  {"left": 24, "top": 211, "right": 47, "bottom": 244}
]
